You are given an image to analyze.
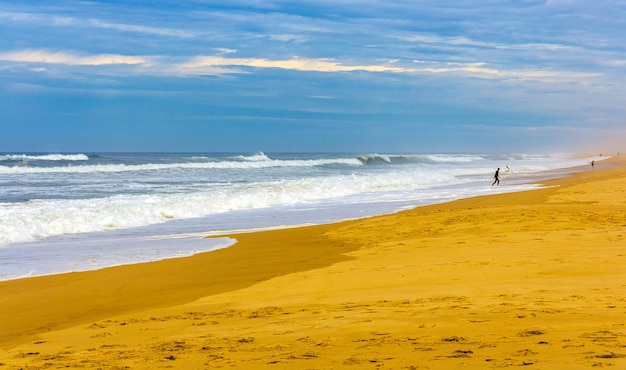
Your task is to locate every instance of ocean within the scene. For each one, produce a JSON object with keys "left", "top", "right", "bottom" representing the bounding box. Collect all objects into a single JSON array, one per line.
[{"left": 0, "top": 152, "right": 600, "bottom": 281}]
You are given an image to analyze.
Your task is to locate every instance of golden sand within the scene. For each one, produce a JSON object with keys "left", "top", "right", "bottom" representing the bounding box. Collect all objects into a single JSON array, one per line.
[{"left": 1, "top": 157, "right": 625, "bottom": 369}]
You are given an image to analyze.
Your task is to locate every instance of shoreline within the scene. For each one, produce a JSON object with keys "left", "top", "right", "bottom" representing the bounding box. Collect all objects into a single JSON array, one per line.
[
  {"left": 1, "top": 156, "right": 625, "bottom": 368},
  {"left": 0, "top": 157, "right": 603, "bottom": 282}
]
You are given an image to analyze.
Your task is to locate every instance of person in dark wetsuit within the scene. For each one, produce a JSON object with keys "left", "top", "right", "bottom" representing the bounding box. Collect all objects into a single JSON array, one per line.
[{"left": 491, "top": 168, "right": 500, "bottom": 186}]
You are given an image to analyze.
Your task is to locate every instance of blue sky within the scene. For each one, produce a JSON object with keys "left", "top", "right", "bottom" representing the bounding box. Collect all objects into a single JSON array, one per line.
[{"left": 0, "top": 1, "right": 624, "bottom": 153}]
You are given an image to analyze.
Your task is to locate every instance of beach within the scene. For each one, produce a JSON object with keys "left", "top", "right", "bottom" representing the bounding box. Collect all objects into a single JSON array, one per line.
[{"left": 1, "top": 157, "right": 625, "bottom": 369}]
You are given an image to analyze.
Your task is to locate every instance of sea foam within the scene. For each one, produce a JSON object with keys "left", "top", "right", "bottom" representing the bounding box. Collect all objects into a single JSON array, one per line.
[{"left": 0, "top": 152, "right": 606, "bottom": 280}]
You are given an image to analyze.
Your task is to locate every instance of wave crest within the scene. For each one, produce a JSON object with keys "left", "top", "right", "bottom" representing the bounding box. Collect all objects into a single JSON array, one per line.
[
  {"left": 358, "top": 153, "right": 485, "bottom": 165},
  {"left": 0, "top": 156, "right": 363, "bottom": 174},
  {"left": 0, "top": 153, "right": 89, "bottom": 161},
  {"left": 234, "top": 152, "right": 272, "bottom": 162}
]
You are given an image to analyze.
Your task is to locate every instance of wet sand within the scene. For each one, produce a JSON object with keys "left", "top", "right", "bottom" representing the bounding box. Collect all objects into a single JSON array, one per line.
[{"left": 1, "top": 157, "right": 625, "bottom": 369}]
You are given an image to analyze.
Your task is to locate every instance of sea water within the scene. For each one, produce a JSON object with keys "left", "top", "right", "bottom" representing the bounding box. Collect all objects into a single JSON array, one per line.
[{"left": 0, "top": 152, "right": 602, "bottom": 280}]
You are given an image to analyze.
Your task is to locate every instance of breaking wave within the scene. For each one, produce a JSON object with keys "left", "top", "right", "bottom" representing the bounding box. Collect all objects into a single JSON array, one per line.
[{"left": 0, "top": 153, "right": 89, "bottom": 161}]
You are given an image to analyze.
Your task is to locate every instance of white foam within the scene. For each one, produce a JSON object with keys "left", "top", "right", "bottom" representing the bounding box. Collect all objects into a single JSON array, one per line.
[
  {"left": 0, "top": 156, "right": 363, "bottom": 174},
  {"left": 422, "top": 154, "right": 484, "bottom": 163},
  {"left": 0, "top": 153, "right": 89, "bottom": 161},
  {"left": 0, "top": 169, "right": 452, "bottom": 245},
  {"left": 0, "top": 235, "right": 236, "bottom": 281},
  {"left": 232, "top": 151, "right": 273, "bottom": 161},
  {"left": 0, "top": 153, "right": 608, "bottom": 281},
  {"left": 0, "top": 155, "right": 605, "bottom": 246}
]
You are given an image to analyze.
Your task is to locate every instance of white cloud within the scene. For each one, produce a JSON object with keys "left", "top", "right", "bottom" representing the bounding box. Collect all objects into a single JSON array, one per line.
[
  {"left": 0, "top": 11, "right": 195, "bottom": 38},
  {"left": 603, "top": 59, "right": 626, "bottom": 67},
  {"left": 174, "top": 55, "right": 597, "bottom": 83},
  {"left": 0, "top": 50, "right": 152, "bottom": 66},
  {"left": 0, "top": 11, "right": 39, "bottom": 23},
  {"left": 89, "top": 20, "right": 196, "bottom": 38},
  {"left": 215, "top": 48, "right": 237, "bottom": 55},
  {"left": 411, "top": 60, "right": 599, "bottom": 82},
  {"left": 51, "top": 16, "right": 75, "bottom": 26},
  {"left": 0, "top": 49, "right": 600, "bottom": 84},
  {"left": 177, "top": 56, "right": 411, "bottom": 74},
  {"left": 402, "top": 33, "right": 575, "bottom": 52},
  {"left": 269, "top": 34, "right": 308, "bottom": 43}
]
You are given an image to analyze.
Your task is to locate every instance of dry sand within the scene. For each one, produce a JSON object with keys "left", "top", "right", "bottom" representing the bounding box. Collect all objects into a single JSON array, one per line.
[{"left": 1, "top": 157, "right": 625, "bottom": 369}]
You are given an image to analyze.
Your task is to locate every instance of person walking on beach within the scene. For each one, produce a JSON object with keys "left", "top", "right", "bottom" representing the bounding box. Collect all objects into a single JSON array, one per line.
[
  {"left": 491, "top": 168, "right": 500, "bottom": 186},
  {"left": 591, "top": 160, "right": 595, "bottom": 169}
]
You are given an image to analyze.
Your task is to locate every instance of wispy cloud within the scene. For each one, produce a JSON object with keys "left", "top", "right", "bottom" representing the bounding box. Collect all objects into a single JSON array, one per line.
[
  {"left": 268, "top": 34, "right": 309, "bottom": 43},
  {"left": 0, "top": 11, "right": 43, "bottom": 23},
  {"left": 176, "top": 56, "right": 411, "bottom": 74},
  {"left": 402, "top": 34, "right": 576, "bottom": 53},
  {"left": 411, "top": 60, "right": 599, "bottom": 82},
  {"left": 0, "top": 50, "right": 152, "bottom": 66},
  {"left": 0, "top": 48, "right": 599, "bottom": 85},
  {"left": 215, "top": 48, "right": 237, "bottom": 55},
  {"left": 89, "top": 19, "right": 196, "bottom": 38},
  {"left": 176, "top": 55, "right": 599, "bottom": 83},
  {"left": 0, "top": 10, "right": 195, "bottom": 38}
]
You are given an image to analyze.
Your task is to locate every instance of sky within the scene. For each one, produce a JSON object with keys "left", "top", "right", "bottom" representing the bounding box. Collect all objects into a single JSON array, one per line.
[{"left": 0, "top": 1, "right": 625, "bottom": 154}]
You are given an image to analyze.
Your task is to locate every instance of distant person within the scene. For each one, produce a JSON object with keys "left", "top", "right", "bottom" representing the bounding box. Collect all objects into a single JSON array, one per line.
[
  {"left": 491, "top": 168, "right": 500, "bottom": 186},
  {"left": 591, "top": 160, "right": 595, "bottom": 169}
]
